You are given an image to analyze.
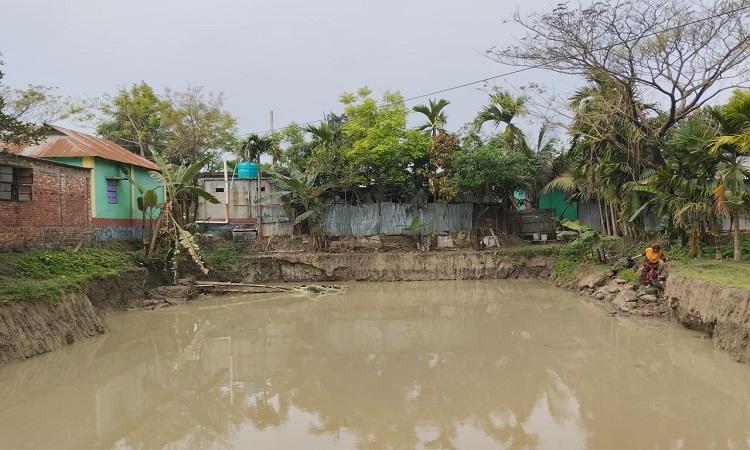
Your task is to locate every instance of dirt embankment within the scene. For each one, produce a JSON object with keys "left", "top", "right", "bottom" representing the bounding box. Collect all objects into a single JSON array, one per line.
[
  {"left": 237, "top": 251, "right": 556, "bottom": 283},
  {"left": 0, "top": 293, "right": 105, "bottom": 365},
  {"left": 572, "top": 268, "right": 750, "bottom": 363},
  {"left": 665, "top": 274, "right": 750, "bottom": 363}
]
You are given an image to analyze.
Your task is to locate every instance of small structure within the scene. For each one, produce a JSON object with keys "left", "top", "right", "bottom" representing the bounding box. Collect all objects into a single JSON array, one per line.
[
  {"left": 512, "top": 208, "right": 558, "bottom": 241},
  {"left": 196, "top": 162, "right": 292, "bottom": 238},
  {"left": 0, "top": 153, "right": 92, "bottom": 251},
  {"left": 9, "top": 126, "right": 162, "bottom": 241}
]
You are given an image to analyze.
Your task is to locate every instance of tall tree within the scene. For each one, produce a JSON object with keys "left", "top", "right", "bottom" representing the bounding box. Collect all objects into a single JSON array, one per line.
[
  {"left": 162, "top": 86, "right": 238, "bottom": 167},
  {"left": 489, "top": 0, "right": 750, "bottom": 169},
  {"left": 278, "top": 123, "right": 313, "bottom": 171},
  {"left": 412, "top": 98, "right": 450, "bottom": 137},
  {"left": 423, "top": 132, "right": 461, "bottom": 202},
  {"left": 155, "top": 86, "right": 238, "bottom": 223},
  {"left": 452, "top": 135, "right": 539, "bottom": 207},
  {"left": 96, "top": 82, "right": 172, "bottom": 159}
]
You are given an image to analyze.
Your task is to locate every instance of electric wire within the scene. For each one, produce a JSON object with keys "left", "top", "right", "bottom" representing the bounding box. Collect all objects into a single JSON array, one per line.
[{"left": 246, "top": 2, "right": 750, "bottom": 137}]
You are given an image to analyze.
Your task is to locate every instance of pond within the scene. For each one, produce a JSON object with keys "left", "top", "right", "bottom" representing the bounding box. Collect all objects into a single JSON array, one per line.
[{"left": 0, "top": 280, "right": 748, "bottom": 449}]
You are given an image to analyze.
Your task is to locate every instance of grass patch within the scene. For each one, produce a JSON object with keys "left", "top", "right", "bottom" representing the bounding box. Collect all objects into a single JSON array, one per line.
[
  {"left": 618, "top": 266, "right": 640, "bottom": 284},
  {"left": 0, "top": 248, "right": 136, "bottom": 303},
  {"left": 672, "top": 260, "right": 750, "bottom": 291},
  {"left": 554, "top": 254, "right": 579, "bottom": 283},
  {"left": 204, "top": 243, "right": 242, "bottom": 273}
]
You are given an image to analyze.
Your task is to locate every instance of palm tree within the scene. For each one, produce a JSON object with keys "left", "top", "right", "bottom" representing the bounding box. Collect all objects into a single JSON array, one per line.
[
  {"left": 473, "top": 89, "right": 529, "bottom": 153},
  {"left": 709, "top": 90, "right": 750, "bottom": 261},
  {"left": 412, "top": 98, "right": 450, "bottom": 137},
  {"left": 635, "top": 114, "right": 721, "bottom": 257},
  {"left": 237, "top": 133, "right": 274, "bottom": 163}
]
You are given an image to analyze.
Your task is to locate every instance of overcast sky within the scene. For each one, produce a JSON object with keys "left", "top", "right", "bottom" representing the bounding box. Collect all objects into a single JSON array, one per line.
[{"left": 0, "top": 0, "right": 575, "bottom": 138}]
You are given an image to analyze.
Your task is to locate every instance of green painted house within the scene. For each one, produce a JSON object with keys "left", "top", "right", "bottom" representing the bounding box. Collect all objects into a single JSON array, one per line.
[{"left": 11, "top": 125, "right": 162, "bottom": 241}]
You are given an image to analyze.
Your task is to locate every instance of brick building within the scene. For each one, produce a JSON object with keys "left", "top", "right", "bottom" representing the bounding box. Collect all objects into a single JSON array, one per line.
[
  {"left": 8, "top": 126, "right": 162, "bottom": 241},
  {"left": 0, "top": 153, "right": 92, "bottom": 251}
]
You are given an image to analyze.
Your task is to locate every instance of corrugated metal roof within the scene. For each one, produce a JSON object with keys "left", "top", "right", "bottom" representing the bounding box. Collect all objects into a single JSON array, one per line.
[{"left": 9, "top": 125, "right": 158, "bottom": 170}]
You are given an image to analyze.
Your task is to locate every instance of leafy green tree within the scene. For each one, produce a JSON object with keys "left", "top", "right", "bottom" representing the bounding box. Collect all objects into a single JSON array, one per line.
[
  {"left": 305, "top": 114, "right": 360, "bottom": 199},
  {"left": 489, "top": 0, "right": 750, "bottom": 169},
  {"left": 452, "top": 136, "right": 538, "bottom": 205},
  {"left": 340, "top": 87, "right": 429, "bottom": 201},
  {"left": 96, "top": 82, "right": 172, "bottom": 158},
  {"left": 412, "top": 98, "right": 450, "bottom": 137},
  {"left": 452, "top": 135, "right": 539, "bottom": 244},
  {"left": 277, "top": 123, "right": 313, "bottom": 171},
  {"left": 561, "top": 77, "right": 653, "bottom": 237}
]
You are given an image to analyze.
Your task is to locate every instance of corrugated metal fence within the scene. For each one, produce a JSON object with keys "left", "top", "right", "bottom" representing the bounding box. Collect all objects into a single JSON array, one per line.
[
  {"left": 321, "top": 203, "right": 473, "bottom": 236},
  {"left": 259, "top": 205, "right": 294, "bottom": 236}
]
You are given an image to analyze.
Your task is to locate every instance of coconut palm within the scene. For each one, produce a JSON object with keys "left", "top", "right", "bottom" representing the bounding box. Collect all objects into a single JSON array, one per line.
[{"left": 412, "top": 98, "right": 450, "bottom": 137}]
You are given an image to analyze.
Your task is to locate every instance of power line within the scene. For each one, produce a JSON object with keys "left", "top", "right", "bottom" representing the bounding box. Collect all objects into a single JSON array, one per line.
[{"left": 248, "top": 1, "right": 750, "bottom": 137}]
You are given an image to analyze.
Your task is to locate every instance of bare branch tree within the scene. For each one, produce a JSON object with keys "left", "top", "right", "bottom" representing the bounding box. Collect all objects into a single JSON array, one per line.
[{"left": 488, "top": 0, "right": 750, "bottom": 167}]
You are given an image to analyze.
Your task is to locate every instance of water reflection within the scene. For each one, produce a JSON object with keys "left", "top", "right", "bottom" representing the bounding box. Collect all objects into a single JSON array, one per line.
[{"left": 0, "top": 280, "right": 748, "bottom": 450}]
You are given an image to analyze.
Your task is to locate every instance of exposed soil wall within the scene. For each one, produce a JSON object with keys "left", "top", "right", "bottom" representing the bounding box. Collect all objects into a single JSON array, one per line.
[
  {"left": 0, "top": 293, "right": 105, "bottom": 365},
  {"left": 239, "top": 251, "right": 557, "bottom": 283},
  {"left": 87, "top": 269, "right": 150, "bottom": 310},
  {"left": 665, "top": 274, "right": 750, "bottom": 363}
]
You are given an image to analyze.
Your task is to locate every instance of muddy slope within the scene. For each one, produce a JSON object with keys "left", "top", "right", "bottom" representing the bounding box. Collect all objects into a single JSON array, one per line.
[
  {"left": 665, "top": 274, "right": 750, "bottom": 363},
  {"left": 0, "top": 293, "right": 105, "bottom": 365}
]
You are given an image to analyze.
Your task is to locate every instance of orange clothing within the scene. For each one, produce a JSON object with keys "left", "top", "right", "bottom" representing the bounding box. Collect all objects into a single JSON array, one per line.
[{"left": 644, "top": 247, "right": 665, "bottom": 264}]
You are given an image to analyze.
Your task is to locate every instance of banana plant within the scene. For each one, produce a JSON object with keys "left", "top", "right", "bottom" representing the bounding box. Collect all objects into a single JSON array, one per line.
[
  {"left": 559, "top": 219, "right": 606, "bottom": 262},
  {"left": 256, "top": 165, "right": 332, "bottom": 250},
  {"left": 147, "top": 149, "right": 219, "bottom": 278}
]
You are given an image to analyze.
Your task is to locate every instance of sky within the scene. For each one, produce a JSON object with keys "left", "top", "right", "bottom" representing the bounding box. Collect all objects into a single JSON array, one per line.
[{"left": 0, "top": 0, "right": 576, "bottom": 139}]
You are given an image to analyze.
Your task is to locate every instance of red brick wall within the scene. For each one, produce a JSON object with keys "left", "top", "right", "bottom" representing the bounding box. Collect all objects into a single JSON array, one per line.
[{"left": 0, "top": 155, "right": 92, "bottom": 252}]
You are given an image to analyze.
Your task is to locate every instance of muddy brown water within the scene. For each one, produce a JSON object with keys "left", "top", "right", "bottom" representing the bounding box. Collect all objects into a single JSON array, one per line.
[{"left": 0, "top": 280, "right": 749, "bottom": 450}]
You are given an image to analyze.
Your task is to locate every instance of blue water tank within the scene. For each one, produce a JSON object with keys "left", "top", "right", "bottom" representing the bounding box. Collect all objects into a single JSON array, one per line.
[{"left": 237, "top": 162, "right": 258, "bottom": 179}]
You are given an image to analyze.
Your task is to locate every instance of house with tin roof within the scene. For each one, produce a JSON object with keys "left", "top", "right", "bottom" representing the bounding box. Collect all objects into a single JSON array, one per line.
[{"left": 9, "top": 125, "right": 163, "bottom": 241}]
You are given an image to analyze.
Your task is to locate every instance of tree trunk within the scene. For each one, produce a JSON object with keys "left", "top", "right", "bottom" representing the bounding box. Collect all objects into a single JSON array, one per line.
[
  {"left": 609, "top": 203, "right": 619, "bottom": 237},
  {"left": 147, "top": 209, "right": 166, "bottom": 258},
  {"left": 733, "top": 212, "right": 742, "bottom": 262},
  {"left": 713, "top": 215, "right": 723, "bottom": 260},
  {"left": 597, "top": 199, "right": 607, "bottom": 235}
]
